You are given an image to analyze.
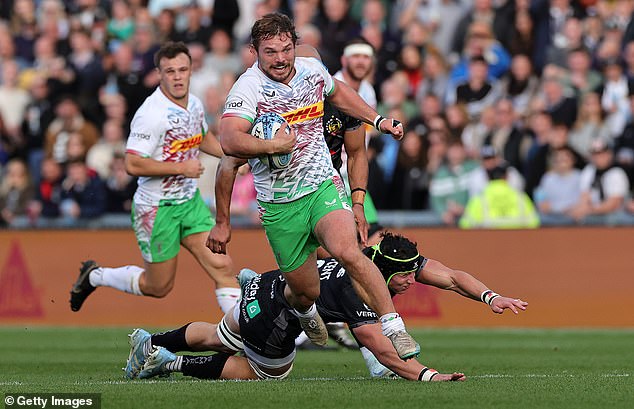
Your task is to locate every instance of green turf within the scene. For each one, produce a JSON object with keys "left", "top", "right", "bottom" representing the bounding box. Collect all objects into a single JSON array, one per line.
[{"left": 1, "top": 327, "right": 632, "bottom": 409}]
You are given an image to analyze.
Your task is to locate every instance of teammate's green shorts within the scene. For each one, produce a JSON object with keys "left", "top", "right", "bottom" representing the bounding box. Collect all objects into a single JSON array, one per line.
[
  {"left": 132, "top": 190, "right": 214, "bottom": 263},
  {"left": 258, "top": 179, "right": 349, "bottom": 272}
]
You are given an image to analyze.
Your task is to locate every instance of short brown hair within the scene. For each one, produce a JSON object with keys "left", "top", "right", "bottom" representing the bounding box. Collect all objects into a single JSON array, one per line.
[
  {"left": 251, "top": 13, "right": 298, "bottom": 50},
  {"left": 154, "top": 41, "right": 192, "bottom": 68}
]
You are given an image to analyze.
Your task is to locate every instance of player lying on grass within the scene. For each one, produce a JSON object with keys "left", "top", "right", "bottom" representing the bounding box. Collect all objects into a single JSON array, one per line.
[{"left": 124, "top": 233, "right": 526, "bottom": 381}]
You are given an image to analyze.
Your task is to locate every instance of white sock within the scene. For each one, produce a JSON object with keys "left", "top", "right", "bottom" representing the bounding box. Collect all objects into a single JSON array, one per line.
[
  {"left": 215, "top": 288, "right": 241, "bottom": 313},
  {"left": 89, "top": 265, "right": 144, "bottom": 296},
  {"left": 294, "top": 303, "right": 317, "bottom": 319},
  {"left": 165, "top": 355, "right": 182, "bottom": 372},
  {"left": 379, "top": 313, "right": 405, "bottom": 336},
  {"left": 295, "top": 331, "right": 310, "bottom": 346}
]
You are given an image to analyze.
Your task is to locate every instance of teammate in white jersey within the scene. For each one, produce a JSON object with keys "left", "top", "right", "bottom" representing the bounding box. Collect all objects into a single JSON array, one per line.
[
  {"left": 207, "top": 13, "right": 419, "bottom": 360},
  {"left": 70, "top": 42, "right": 240, "bottom": 315}
]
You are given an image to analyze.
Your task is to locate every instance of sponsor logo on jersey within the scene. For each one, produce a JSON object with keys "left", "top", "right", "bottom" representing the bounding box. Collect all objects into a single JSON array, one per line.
[
  {"left": 281, "top": 101, "right": 324, "bottom": 125},
  {"left": 169, "top": 133, "right": 203, "bottom": 153},
  {"left": 130, "top": 132, "right": 151, "bottom": 140},
  {"left": 246, "top": 300, "right": 261, "bottom": 318},
  {"left": 325, "top": 116, "right": 343, "bottom": 136},
  {"left": 225, "top": 99, "right": 244, "bottom": 109}
]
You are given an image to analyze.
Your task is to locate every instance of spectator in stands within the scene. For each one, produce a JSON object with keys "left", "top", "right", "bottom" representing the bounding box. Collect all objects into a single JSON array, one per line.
[
  {"left": 104, "top": 153, "right": 136, "bottom": 214},
  {"left": 569, "top": 92, "right": 613, "bottom": 160},
  {"left": 596, "top": 57, "right": 630, "bottom": 138},
  {"left": 534, "top": 145, "right": 581, "bottom": 225},
  {"left": 0, "top": 59, "right": 31, "bottom": 150},
  {"left": 44, "top": 96, "right": 99, "bottom": 164},
  {"left": 176, "top": 2, "right": 212, "bottom": 46},
  {"left": 429, "top": 139, "right": 480, "bottom": 226},
  {"left": 415, "top": 47, "right": 450, "bottom": 106},
  {"left": 470, "top": 144, "right": 525, "bottom": 197},
  {"left": 131, "top": 23, "right": 160, "bottom": 90},
  {"left": 449, "top": 20, "right": 511, "bottom": 84},
  {"left": 21, "top": 74, "right": 54, "bottom": 183},
  {"left": 28, "top": 157, "right": 64, "bottom": 221},
  {"left": 498, "top": 54, "right": 539, "bottom": 120},
  {"left": 563, "top": 47, "right": 602, "bottom": 98},
  {"left": 313, "top": 0, "right": 361, "bottom": 73},
  {"left": 459, "top": 162, "right": 540, "bottom": 229},
  {"left": 389, "top": 128, "right": 430, "bottom": 210},
  {"left": 106, "top": 43, "right": 151, "bottom": 123},
  {"left": 107, "top": 0, "right": 135, "bottom": 42},
  {"left": 461, "top": 105, "right": 496, "bottom": 159},
  {"left": 507, "top": 8, "right": 534, "bottom": 57},
  {"left": 445, "top": 103, "right": 469, "bottom": 141},
  {"left": 204, "top": 28, "right": 242, "bottom": 78},
  {"left": 530, "top": 0, "right": 585, "bottom": 73},
  {"left": 525, "top": 119, "right": 585, "bottom": 198},
  {"left": 623, "top": 41, "right": 634, "bottom": 82},
  {"left": 569, "top": 138, "right": 630, "bottom": 224},
  {"left": 409, "top": 93, "right": 442, "bottom": 137},
  {"left": 541, "top": 73, "right": 578, "bottom": 129},
  {"left": 448, "top": 55, "right": 502, "bottom": 120},
  {"left": 59, "top": 157, "right": 107, "bottom": 221},
  {"left": 377, "top": 75, "right": 418, "bottom": 122},
  {"left": 450, "top": 0, "right": 514, "bottom": 63},
  {"left": 187, "top": 42, "right": 218, "bottom": 101},
  {"left": 154, "top": 8, "right": 178, "bottom": 43},
  {"left": 545, "top": 17, "right": 585, "bottom": 69},
  {"left": 397, "top": 44, "right": 424, "bottom": 99},
  {"left": 31, "top": 33, "right": 74, "bottom": 99},
  {"left": 484, "top": 98, "right": 531, "bottom": 173},
  {"left": 0, "top": 158, "right": 34, "bottom": 227},
  {"left": 67, "top": 28, "right": 106, "bottom": 122},
  {"left": 86, "top": 119, "right": 126, "bottom": 179}
]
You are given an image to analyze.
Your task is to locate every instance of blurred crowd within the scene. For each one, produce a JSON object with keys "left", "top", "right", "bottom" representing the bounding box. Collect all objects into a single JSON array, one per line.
[{"left": 1, "top": 0, "right": 634, "bottom": 229}]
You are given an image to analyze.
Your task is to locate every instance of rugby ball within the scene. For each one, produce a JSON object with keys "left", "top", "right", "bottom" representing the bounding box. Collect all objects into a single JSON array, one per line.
[{"left": 250, "top": 112, "right": 292, "bottom": 170}]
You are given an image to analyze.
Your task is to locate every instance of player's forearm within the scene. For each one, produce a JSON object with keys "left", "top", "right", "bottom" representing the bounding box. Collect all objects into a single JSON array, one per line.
[
  {"left": 200, "top": 132, "right": 224, "bottom": 158},
  {"left": 328, "top": 80, "right": 378, "bottom": 126},
  {"left": 219, "top": 129, "right": 275, "bottom": 158},
  {"left": 125, "top": 155, "right": 186, "bottom": 177},
  {"left": 214, "top": 157, "right": 241, "bottom": 225},
  {"left": 346, "top": 152, "right": 369, "bottom": 198}
]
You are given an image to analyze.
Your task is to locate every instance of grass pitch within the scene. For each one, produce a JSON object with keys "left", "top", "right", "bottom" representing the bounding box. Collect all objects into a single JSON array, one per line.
[{"left": 1, "top": 327, "right": 632, "bottom": 409}]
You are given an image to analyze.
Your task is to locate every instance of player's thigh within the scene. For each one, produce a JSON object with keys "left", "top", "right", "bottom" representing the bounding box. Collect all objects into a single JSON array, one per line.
[
  {"left": 283, "top": 252, "right": 320, "bottom": 300},
  {"left": 132, "top": 202, "right": 181, "bottom": 264},
  {"left": 314, "top": 208, "right": 359, "bottom": 261},
  {"left": 142, "top": 257, "right": 178, "bottom": 292},
  {"left": 181, "top": 231, "right": 233, "bottom": 270}
]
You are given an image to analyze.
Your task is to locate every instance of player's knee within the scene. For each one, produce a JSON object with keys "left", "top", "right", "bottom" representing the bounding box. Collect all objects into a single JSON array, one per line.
[{"left": 142, "top": 282, "right": 173, "bottom": 298}]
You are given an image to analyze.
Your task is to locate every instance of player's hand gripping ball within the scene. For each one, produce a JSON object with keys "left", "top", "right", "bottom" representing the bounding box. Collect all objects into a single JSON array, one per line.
[{"left": 250, "top": 112, "right": 292, "bottom": 170}]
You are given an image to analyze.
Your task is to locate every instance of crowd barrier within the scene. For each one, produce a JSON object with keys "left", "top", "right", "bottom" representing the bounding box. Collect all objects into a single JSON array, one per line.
[{"left": 0, "top": 227, "right": 632, "bottom": 328}]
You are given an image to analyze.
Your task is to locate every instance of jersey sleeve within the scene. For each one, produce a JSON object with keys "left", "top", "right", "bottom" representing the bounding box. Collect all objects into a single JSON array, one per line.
[
  {"left": 222, "top": 74, "right": 258, "bottom": 123},
  {"left": 126, "top": 109, "right": 163, "bottom": 158},
  {"left": 310, "top": 58, "right": 335, "bottom": 97}
]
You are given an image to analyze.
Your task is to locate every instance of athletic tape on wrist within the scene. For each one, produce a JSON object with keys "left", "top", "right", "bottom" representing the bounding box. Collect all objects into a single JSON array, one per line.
[
  {"left": 418, "top": 367, "right": 439, "bottom": 381},
  {"left": 480, "top": 290, "right": 500, "bottom": 306}
]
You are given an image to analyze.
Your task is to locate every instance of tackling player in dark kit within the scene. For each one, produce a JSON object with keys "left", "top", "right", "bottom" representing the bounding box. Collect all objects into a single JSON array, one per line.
[{"left": 124, "top": 233, "right": 526, "bottom": 381}]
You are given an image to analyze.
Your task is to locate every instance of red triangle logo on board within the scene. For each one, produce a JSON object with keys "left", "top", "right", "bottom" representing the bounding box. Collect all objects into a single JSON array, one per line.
[{"left": 0, "top": 241, "right": 44, "bottom": 318}]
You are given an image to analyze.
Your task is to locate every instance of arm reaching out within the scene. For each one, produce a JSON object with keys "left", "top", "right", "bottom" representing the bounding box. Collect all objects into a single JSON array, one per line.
[
  {"left": 353, "top": 323, "right": 466, "bottom": 382},
  {"left": 328, "top": 79, "right": 403, "bottom": 140},
  {"left": 417, "top": 259, "right": 528, "bottom": 315}
]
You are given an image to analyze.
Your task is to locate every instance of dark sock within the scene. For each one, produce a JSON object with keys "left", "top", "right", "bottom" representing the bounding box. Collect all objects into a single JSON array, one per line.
[
  {"left": 181, "top": 353, "right": 231, "bottom": 379},
  {"left": 151, "top": 323, "right": 192, "bottom": 352}
]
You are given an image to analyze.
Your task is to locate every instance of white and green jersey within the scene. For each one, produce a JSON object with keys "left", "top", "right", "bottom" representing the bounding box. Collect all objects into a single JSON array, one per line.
[
  {"left": 223, "top": 57, "right": 336, "bottom": 203},
  {"left": 126, "top": 87, "right": 208, "bottom": 206}
]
